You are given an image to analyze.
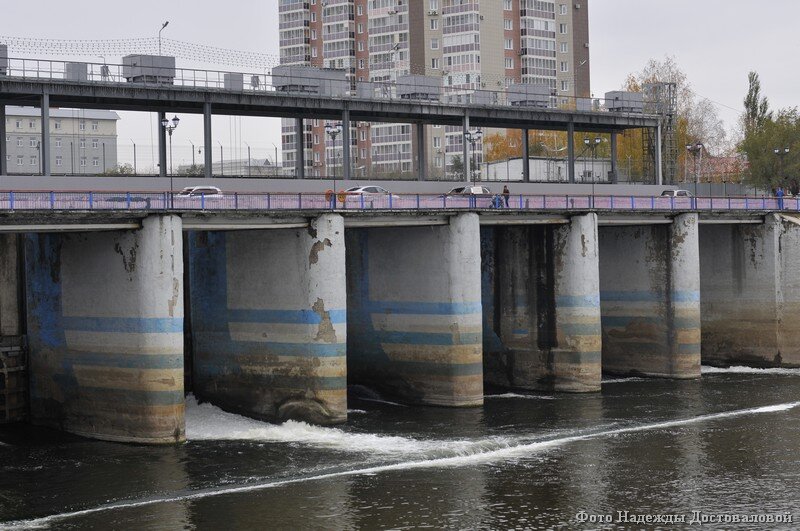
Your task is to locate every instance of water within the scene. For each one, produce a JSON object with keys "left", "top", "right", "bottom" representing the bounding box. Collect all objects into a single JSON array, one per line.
[{"left": 2, "top": 367, "right": 800, "bottom": 529}]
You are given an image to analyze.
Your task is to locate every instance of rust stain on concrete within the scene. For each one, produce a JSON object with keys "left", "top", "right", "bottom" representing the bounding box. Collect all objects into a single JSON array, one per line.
[
  {"left": 167, "top": 277, "right": 180, "bottom": 317},
  {"left": 113, "top": 240, "right": 138, "bottom": 274},
  {"left": 312, "top": 297, "right": 338, "bottom": 343}
]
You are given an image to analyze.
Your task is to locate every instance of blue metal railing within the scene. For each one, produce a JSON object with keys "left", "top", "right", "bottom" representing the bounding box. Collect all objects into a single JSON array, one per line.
[{"left": 0, "top": 191, "right": 794, "bottom": 213}]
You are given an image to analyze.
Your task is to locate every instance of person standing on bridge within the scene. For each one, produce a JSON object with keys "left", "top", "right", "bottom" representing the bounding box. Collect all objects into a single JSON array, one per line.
[
  {"left": 502, "top": 185, "right": 510, "bottom": 208},
  {"left": 776, "top": 186, "right": 785, "bottom": 210}
]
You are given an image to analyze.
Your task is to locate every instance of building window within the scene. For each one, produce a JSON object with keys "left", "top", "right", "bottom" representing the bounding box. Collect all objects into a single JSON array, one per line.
[
  {"left": 313, "top": 134, "right": 319, "bottom": 145},
  {"left": 430, "top": 19, "right": 438, "bottom": 30},
  {"left": 55, "top": 138, "right": 62, "bottom": 148},
  {"left": 54, "top": 121, "right": 62, "bottom": 130},
  {"left": 56, "top": 156, "right": 63, "bottom": 167},
  {"left": 431, "top": 38, "right": 439, "bottom": 50},
  {"left": 92, "top": 121, "right": 98, "bottom": 131},
  {"left": 80, "top": 139, "right": 86, "bottom": 149},
  {"left": 30, "top": 139, "right": 37, "bottom": 148},
  {"left": 359, "top": 59, "right": 365, "bottom": 69},
  {"left": 311, "top": 12, "right": 316, "bottom": 22},
  {"left": 92, "top": 139, "right": 98, "bottom": 148},
  {"left": 503, "top": 0, "right": 511, "bottom": 9},
  {"left": 357, "top": 4, "right": 363, "bottom": 15},
  {"left": 560, "top": 42, "right": 568, "bottom": 53},
  {"left": 559, "top": 23, "right": 568, "bottom": 34},
  {"left": 29, "top": 120, "right": 35, "bottom": 129},
  {"left": 561, "top": 80, "right": 570, "bottom": 91},
  {"left": 504, "top": 19, "right": 512, "bottom": 30},
  {"left": 14, "top": 120, "right": 21, "bottom": 128},
  {"left": 16, "top": 138, "right": 22, "bottom": 147},
  {"left": 16, "top": 156, "right": 23, "bottom": 166},
  {"left": 360, "top": 148, "right": 366, "bottom": 159},
  {"left": 93, "top": 158, "right": 100, "bottom": 167},
  {"left": 360, "top": 130, "right": 367, "bottom": 141},
  {"left": 560, "top": 4, "right": 568, "bottom": 14},
  {"left": 313, "top": 152, "right": 319, "bottom": 163},
  {"left": 79, "top": 121, "right": 86, "bottom": 131},
  {"left": 431, "top": 58, "right": 440, "bottom": 69},
  {"left": 433, "top": 136, "right": 441, "bottom": 148},
  {"left": 430, "top": 0, "right": 438, "bottom": 9},
  {"left": 560, "top": 61, "right": 569, "bottom": 72},
  {"left": 505, "top": 57, "right": 514, "bottom": 69},
  {"left": 30, "top": 156, "right": 37, "bottom": 166},
  {"left": 312, "top": 48, "right": 318, "bottom": 58},
  {"left": 504, "top": 39, "right": 513, "bottom": 50},
  {"left": 311, "top": 29, "right": 317, "bottom": 40},
  {"left": 358, "top": 41, "right": 364, "bottom": 51},
  {"left": 80, "top": 158, "right": 86, "bottom": 167},
  {"left": 357, "top": 23, "right": 364, "bottom": 34}
]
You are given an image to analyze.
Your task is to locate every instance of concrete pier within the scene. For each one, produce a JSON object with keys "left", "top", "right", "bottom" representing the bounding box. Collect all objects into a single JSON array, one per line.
[
  {"left": 599, "top": 214, "right": 701, "bottom": 378},
  {"left": 346, "top": 213, "right": 483, "bottom": 406},
  {"left": 188, "top": 214, "right": 347, "bottom": 425},
  {"left": 25, "top": 216, "right": 185, "bottom": 443},
  {"left": 701, "top": 214, "right": 800, "bottom": 367},
  {"left": 482, "top": 214, "right": 601, "bottom": 392}
]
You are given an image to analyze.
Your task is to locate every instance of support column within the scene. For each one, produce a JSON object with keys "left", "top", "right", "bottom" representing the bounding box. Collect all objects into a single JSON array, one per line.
[
  {"left": 341, "top": 108, "right": 351, "bottom": 181},
  {"left": 610, "top": 132, "right": 618, "bottom": 184},
  {"left": 158, "top": 111, "right": 167, "bottom": 178},
  {"left": 347, "top": 213, "right": 483, "bottom": 406},
  {"left": 40, "top": 93, "right": 50, "bottom": 176},
  {"left": 203, "top": 102, "right": 212, "bottom": 178},
  {"left": 701, "top": 214, "right": 800, "bottom": 367},
  {"left": 0, "top": 104, "right": 6, "bottom": 176},
  {"left": 25, "top": 216, "right": 185, "bottom": 443},
  {"left": 189, "top": 214, "right": 347, "bottom": 425},
  {"left": 295, "top": 117, "right": 305, "bottom": 179},
  {"left": 655, "top": 123, "right": 663, "bottom": 185},
  {"left": 567, "top": 122, "right": 575, "bottom": 184},
  {"left": 522, "top": 129, "right": 530, "bottom": 183},
  {"left": 463, "top": 112, "right": 470, "bottom": 182},
  {"left": 599, "top": 214, "right": 700, "bottom": 378},
  {"left": 416, "top": 124, "right": 427, "bottom": 181}
]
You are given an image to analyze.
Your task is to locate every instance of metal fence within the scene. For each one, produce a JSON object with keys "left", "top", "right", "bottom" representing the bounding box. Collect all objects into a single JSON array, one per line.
[
  {"left": 0, "top": 191, "right": 793, "bottom": 213},
  {"left": 1, "top": 57, "right": 647, "bottom": 115}
]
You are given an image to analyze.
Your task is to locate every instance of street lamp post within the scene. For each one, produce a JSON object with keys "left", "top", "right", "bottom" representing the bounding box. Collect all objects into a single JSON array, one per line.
[
  {"left": 189, "top": 140, "right": 196, "bottom": 168},
  {"left": 686, "top": 143, "right": 703, "bottom": 193},
  {"left": 160, "top": 115, "right": 180, "bottom": 206},
  {"left": 271, "top": 142, "right": 279, "bottom": 177},
  {"left": 464, "top": 128, "right": 483, "bottom": 185},
  {"left": 774, "top": 146, "right": 789, "bottom": 185},
  {"left": 158, "top": 21, "right": 169, "bottom": 56},
  {"left": 325, "top": 122, "right": 343, "bottom": 196}
]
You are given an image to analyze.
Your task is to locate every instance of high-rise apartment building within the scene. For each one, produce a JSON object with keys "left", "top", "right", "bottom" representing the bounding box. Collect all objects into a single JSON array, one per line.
[{"left": 278, "top": 0, "right": 589, "bottom": 180}]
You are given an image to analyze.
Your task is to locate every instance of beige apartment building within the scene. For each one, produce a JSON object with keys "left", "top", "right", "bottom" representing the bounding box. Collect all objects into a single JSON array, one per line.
[{"left": 278, "top": 0, "right": 590, "bottom": 180}]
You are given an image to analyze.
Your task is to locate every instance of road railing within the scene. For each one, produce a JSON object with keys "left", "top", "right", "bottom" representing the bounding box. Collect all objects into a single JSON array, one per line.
[{"left": 0, "top": 191, "right": 793, "bottom": 213}]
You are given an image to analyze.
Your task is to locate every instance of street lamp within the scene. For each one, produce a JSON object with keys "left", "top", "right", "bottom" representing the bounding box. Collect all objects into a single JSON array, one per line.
[
  {"left": 686, "top": 143, "right": 703, "bottom": 191},
  {"left": 158, "top": 21, "right": 169, "bottom": 56},
  {"left": 774, "top": 146, "right": 789, "bottom": 184},
  {"left": 160, "top": 114, "right": 179, "bottom": 206},
  {"left": 464, "top": 128, "right": 483, "bottom": 184},
  {"left": 325, "top": 122, "right": 343, "bottom": 194}
]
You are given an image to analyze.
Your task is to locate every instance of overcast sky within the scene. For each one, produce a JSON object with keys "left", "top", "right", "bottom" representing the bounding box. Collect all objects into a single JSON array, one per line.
[{"left": 2, "top": 0, "right": 797, "bottom": 168}]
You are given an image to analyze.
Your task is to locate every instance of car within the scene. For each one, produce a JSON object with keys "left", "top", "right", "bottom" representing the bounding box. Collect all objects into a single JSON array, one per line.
[
  {"left": 176, "top": 186, "right": 223, "bottom": 198},
  {"left": 660, "top": 189, "right": 693, "bottom": 197},
  {"left": 344, "top": 185, "right": 393, "bottom": 196},
  {"left": 444, "top": 186, "right": 492, "bottom": 196}
]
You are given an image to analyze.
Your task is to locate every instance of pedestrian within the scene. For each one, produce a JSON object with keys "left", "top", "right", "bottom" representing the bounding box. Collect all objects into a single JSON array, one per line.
[
  {"left": 776, "top": 186, "right": 785, "bottom": 210},
  {"left": 502, "top": 185, "right": 510, "bottom": 208}
]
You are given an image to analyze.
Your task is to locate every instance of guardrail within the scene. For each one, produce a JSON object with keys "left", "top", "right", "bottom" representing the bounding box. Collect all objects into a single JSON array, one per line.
[
  {"left": 0, "top": 191, "right": 793, "bottom": 213},
  {"left": 1, "top": 56, "right": 647, "bottom": 115}
]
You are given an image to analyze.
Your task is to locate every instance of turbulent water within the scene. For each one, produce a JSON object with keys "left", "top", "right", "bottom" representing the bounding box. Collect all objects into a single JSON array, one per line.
[{"left": 2, "top": 366, "right": 800, "bottom": 529}]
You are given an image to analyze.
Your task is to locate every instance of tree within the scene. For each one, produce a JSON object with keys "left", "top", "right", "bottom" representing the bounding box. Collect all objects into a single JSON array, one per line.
[
  {"left": 740, "top": 108, "right": 800, "bottom": 189},
  {"left": 102, "top": 163, "right": 135, "bottom": 176},
  {"left": 449, "top": 155, "right": 464, "bottom": 178},
  {"left": 743, "top": 71, "right": 772, "bottom": 137},
  {"left": 177, "top": 164, "right": 204, "bottom": 176}
]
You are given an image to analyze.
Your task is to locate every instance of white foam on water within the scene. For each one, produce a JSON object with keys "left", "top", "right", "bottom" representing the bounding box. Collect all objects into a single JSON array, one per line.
[
  {"left": 702, "top": 365, "right": 800, "bottom": 375},
  {"left": 6, "top": 400, "right": 800, "bottom": 529},
  {"left": 185, "top": 395, "right": 511, "bottom": 457},
  {"left": 485, "top": 393, "right": 555, "bottom": 400},
  {"left": 347, "top": 409, "right": 367, "bottom": 414},
  {"left": 602, "top": 377, "right": 646, "bottom": 384}
]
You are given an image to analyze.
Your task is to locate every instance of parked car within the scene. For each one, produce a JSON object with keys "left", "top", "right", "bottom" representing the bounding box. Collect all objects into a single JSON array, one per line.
[
  {"left": 660, "top": 189, "right": 693, "bottom": 197},
  {"left": 343, "top": 186, "right": 397, "bottom": 199},
  {"left": 176, "top": 186, "right": 223, "bottom": 198},
  {"left": 444, "top": 185, "right": 492, "bottom": 196}
]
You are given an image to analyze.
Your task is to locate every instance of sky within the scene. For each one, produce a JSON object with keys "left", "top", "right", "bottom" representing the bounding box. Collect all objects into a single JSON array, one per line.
[{"left": 2, "top": 0, "right": 798, "bottom": 169}]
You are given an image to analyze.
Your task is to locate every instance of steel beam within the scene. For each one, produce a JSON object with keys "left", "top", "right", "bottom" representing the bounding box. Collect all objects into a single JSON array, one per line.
[
  {"left": 0, "top": 104, "right": 6, "bottom": 176},
  {"left": 41, "top": 93, "right": 50, "bottom": 176},
  {"left": 463, "top": 111, "right": 470, "bottom": 182},
  {"left": 417, "top": 124, "right": 427, "bottom": 181},
  {"left": 567, "top": 122, "right": 575, "bottom": 184},
  {"left": 655, "top": 123, "right": 663, "bottom": 185},
  {"left": 158, "top": 111, "right": 167, "bottom": 178},
  {"left": 203, "top": 102, "right": 212, "bottom": 179},
  {"left": 341, "top": 108, "right": 351, "bottom": 181},
  {"left": 610, "top": 132, "right": 618, "bottom": 184},
  {"left": 295, "top": 117, "right": 305, "bottom": 179},
  {"left": 522, "top": 129, "right": 530, "bottom": 183}
]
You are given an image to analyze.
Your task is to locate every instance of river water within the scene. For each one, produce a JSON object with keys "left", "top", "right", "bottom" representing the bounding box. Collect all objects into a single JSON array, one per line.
[{"left": 1, "top": 366, "right": 800, "bottom": 529}]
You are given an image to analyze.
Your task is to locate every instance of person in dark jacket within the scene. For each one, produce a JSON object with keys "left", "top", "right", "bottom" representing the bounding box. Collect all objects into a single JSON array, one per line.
[{"left": 502, "top": 185, "right": 510, "bottom": 207}]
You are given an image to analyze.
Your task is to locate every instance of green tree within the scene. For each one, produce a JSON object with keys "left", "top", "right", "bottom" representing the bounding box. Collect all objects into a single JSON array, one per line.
[
  {"left": 740, "top": 108, "right": 799, "bottom": 189},
  {"left": 449, "top": 155, "right": 464, "bottom": 179},
  {"left": 177, "top": 164, "right": 204, "bottom": 176},
  {"left": 743, "top": 71, "right": 772, "bottom": 137},
  {"left": 102, "top": 163, "right": 135, "bottom": 176}
]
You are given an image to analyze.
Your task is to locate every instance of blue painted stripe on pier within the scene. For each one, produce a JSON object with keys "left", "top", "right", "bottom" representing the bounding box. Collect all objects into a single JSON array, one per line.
[
  {"left": 62, "top": 351, "right": 183, "bottom": 370},
  {"left": 512, "top": 328, "right": 529, "bottom": 335},
  {"left": 600, "top": 291, "right": 700, "bottom": 303},
  {"left": 227, "top": 308, "right": 346, "bottom": 325},
  {"left": 62, "top": 316, "right": 184, "bottom": 334},
  {"left": 365, "top": 300, "right": 482, "bottom": 315},
  {"left": 78, "top": 387, "right": 185, "bottom": 406},
  {"left": 556, "top": 294, "right": 600, "bottom": 307},
  {"left": 193, "top": 334, "right": 346, "bottom": 357},
  {"left": 374, "top": 330, "right": 481, "bottom": 346}
]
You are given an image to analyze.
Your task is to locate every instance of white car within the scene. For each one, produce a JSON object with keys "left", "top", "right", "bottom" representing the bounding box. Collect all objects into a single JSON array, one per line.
[
  {"left": 176, "top": 186, "right": 223, "bottom": 198},
  {"left": 343, "top": 186, "right": 398, "bottom": 199},
  {"left": 444, "top": 186, "right": 492, "bottom": 196},
  {"left": 660, "top": 189, "right": 693, "bottom": 197}
]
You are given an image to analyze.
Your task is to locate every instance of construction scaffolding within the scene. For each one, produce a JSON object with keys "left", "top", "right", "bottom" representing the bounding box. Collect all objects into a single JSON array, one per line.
[{"left": 642, "top": 82, "right": 678, "bottom": 184}]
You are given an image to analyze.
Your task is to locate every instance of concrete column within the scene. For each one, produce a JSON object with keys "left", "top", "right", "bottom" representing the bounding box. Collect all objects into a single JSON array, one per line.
[
  {"left": 0, "top": 104, "right": 6, "bottom": 176},
  {"left": 599, "top": 214, "right": 700, "bottom": 378},
  {"left": 701, "top": 214, "right": 800, "bottom": 367},
  {"left": 341, "top": 109, "right": 351, "bottom": 181},
  {"left": 552, "top": 213, "right": 602, "bottom": 390},
  {"left": 655, "top": 123, "right": 663, "bottom": 185},
  {"left": 0, "top": 234, "right": 21, "bottom": 337},
  {"left": 25, "top": 215, "right": 185, "bottom": 443},
  {"left": 482, "top": 215, "right": 601, "bottom": 393},
  {"left": 189, "top": 214, "right": 347, "bottom": 425},
  {"left": 567, "top": 122, "right": 575, "bottom": 184},
  {"left": 158, "top": 111, "right": 167, "bottom": 177},
  {"left": 416, "top": 124, "right": 427, "bottom": 181},
  {"left": 295, "top": 117, "right": 305, "bottom": 179},
  {"left": 463, "top": 112, "right": 470, "bottom": 182},
  {"left": 610, "top": 132, "right": 618, "bottom": 184},
  {"left": 522, "top": 129, "right": 530, "bottom": 183},
  {"left": 347, "top": 213, "right": 483, "bottom": 406},
  {"left": 41, "top": 93, "right": 50, "bottom": 176},
  {"left": 203, "top": 102, "right": 213, "bottom": 178}
]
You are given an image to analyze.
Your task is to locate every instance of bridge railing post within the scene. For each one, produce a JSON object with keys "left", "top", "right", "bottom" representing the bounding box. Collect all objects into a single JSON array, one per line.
[{"left": 9, "top": 192, "right": 13, "bottom": 211}]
